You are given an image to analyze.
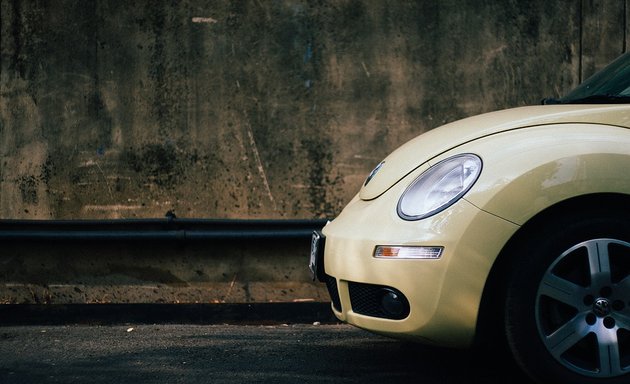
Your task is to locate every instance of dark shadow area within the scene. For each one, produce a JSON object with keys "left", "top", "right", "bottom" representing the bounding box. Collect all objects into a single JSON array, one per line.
[{"left": 0, "top": 303, "right": 338, "bottom": 326}]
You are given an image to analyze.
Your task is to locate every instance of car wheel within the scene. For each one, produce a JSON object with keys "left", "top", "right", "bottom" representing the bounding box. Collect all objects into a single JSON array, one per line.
[{"left": 504, "top": 212, "right": 630, "bottom": 384}]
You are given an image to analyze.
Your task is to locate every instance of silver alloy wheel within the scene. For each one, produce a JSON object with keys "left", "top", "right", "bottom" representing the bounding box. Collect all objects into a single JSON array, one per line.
[{"left": 535, "top": 238, "right": 630, "bottom": 378}]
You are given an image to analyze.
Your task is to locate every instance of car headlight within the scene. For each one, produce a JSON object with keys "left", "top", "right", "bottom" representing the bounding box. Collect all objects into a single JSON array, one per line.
[{"left": 397, "top": 154, "right": 482, "bottom": 220}]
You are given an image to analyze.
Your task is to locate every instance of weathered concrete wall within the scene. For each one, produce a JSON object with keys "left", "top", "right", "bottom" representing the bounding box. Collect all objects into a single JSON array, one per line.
[{"left": 1, "top": 0, "right": 628, "bottom": 221}]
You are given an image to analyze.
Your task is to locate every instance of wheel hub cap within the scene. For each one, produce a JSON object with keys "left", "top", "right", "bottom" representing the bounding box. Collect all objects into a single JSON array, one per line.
[
  {"left": 592, "top": 298, "right": 612, "bottom": 317},
  {"left": 535, "top": 238, "right": 630, "bottom": 379}
]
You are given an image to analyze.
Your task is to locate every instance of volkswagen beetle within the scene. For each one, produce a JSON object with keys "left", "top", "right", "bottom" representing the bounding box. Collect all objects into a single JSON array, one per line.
[{"left": 310, "top": 53, "right": 630, "bottom": 384}]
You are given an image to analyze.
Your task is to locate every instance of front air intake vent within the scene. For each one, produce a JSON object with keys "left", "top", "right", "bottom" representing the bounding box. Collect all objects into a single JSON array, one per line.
[{"left": 348, "top": 282, "right": 410, "bottom": 320}]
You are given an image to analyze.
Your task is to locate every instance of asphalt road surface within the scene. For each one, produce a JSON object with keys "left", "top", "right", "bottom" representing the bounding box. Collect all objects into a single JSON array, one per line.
[{"left": 0, "top": 323, "right": 534, "bottom": 384}]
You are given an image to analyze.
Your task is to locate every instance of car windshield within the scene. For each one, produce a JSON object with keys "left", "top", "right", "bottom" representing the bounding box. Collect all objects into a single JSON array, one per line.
[{"left": 557, "top": 52, "right": 630, "bottom": 104}]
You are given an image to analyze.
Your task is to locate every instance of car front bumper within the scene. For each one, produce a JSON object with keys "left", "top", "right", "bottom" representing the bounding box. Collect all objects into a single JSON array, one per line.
[{"left": 320, "top": 189, "right": 519, "bottom": 348}]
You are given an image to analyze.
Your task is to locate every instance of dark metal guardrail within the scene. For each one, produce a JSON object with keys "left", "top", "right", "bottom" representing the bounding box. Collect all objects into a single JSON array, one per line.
[{"left": 0, "top": 216, "right": 329, "bottom": 241}]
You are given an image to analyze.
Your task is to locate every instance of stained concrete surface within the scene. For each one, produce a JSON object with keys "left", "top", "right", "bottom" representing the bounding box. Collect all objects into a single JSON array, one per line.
[
  {"left": 1, "top": 0, "right": 628, "bottom": 306},
  {"left": 1, "top": 0, "right": 627, "bottom": 221}
]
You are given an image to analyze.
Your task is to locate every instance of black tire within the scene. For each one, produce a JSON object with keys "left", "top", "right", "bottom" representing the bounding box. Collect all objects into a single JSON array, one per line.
[{"left": 504, "top": 211, "right": 630, "bottom": 384}]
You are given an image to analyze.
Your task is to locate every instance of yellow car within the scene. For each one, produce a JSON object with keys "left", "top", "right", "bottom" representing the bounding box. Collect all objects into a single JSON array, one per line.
[{"left": 310, "top": 53, "right": 630, "bottom": 384}]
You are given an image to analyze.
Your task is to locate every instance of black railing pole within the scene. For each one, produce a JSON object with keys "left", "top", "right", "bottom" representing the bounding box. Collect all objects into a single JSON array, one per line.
[{"left": 0, "top": 219, "right": 329, "bottom": 241}]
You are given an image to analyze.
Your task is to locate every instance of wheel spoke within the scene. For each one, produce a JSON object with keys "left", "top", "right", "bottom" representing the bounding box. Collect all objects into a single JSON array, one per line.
[
  {"left": 544, "top": 316, "right": 589, "bottom": 357},
  {"left": 615, "top": 312, "right": 630, "bottom": 330},
  {"left": 614, "top": 269, "right": 630, "bottom": 330},
  {"left": 539, "top": 272, "right": 584, "bottom": 308},
  {"left": 587, "top": 240, "right": 612, "bottom": 287},
  {"left": 597, "top": 330, "right": 622, "bottom": 376},
  {"left": 617, "top": 275, "right": 630, "bottom": 293}
]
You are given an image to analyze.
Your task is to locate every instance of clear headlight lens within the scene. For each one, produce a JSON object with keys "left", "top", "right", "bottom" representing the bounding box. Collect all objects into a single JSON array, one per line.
[{"left": 397, "top": 154, "right": 482, "bottom": 220}]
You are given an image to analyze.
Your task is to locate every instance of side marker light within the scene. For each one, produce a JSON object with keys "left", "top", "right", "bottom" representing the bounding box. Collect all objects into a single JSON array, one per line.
[{"left": 374, "top": 246, "right": 443, "bottom": 259}]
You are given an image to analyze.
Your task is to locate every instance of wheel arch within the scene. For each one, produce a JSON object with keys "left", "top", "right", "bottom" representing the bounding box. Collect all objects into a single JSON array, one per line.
[{"left": 474, "top": 192, "right": 630, "bottom": 346}]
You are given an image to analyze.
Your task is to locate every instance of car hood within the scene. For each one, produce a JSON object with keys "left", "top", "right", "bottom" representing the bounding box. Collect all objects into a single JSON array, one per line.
[{"left": 360, "top": 104, "right": 630, "bottom": 200}]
